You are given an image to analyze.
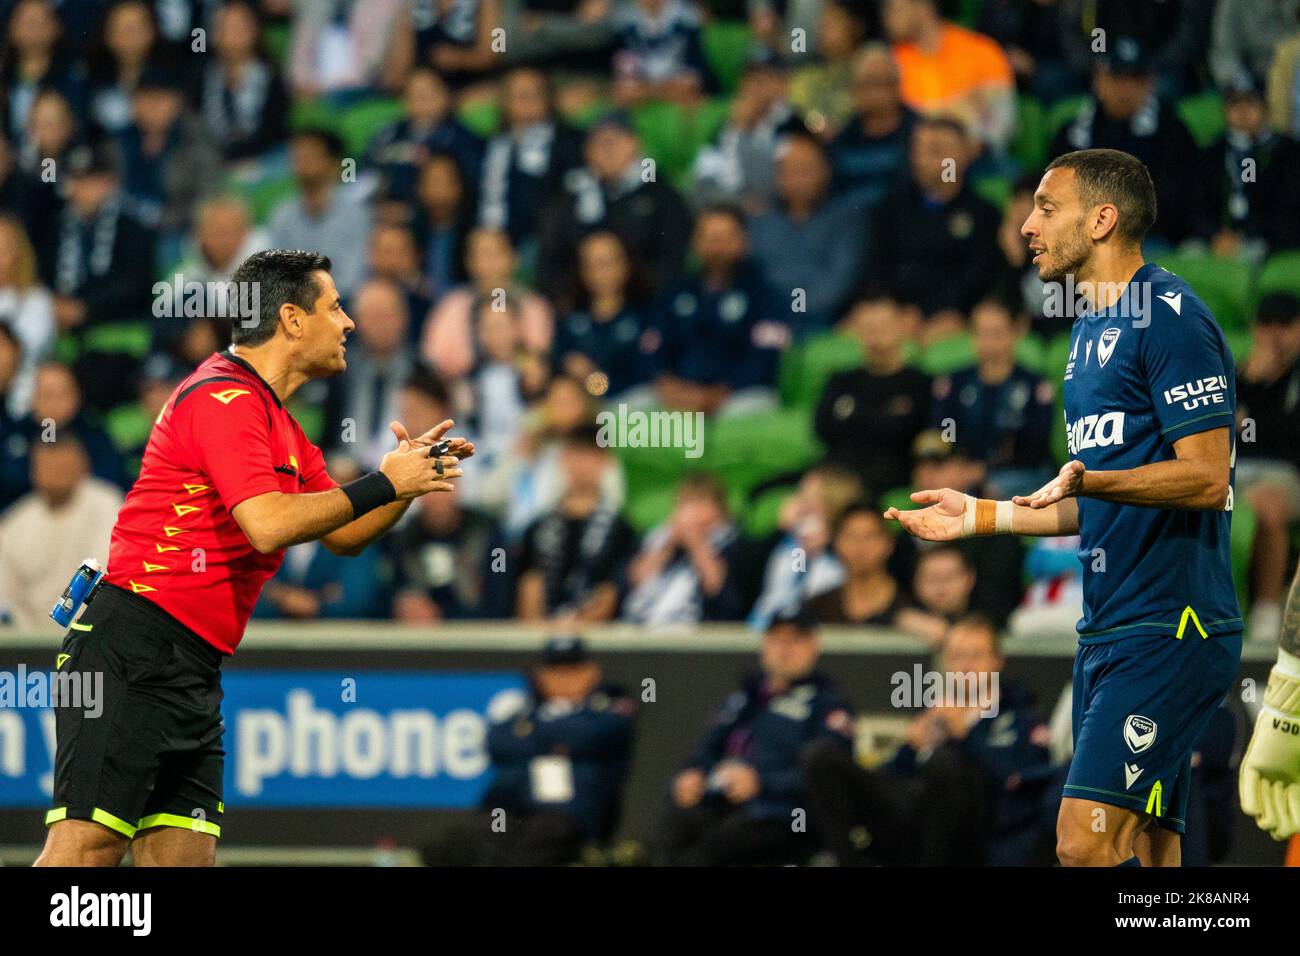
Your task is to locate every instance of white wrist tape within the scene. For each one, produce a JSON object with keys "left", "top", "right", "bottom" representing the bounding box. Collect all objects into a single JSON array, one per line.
[
  {"left": 995, "top": 500, "right": 1014, "bottom": 534},
  {"left": 961, "top": 494, "right": 977, "bottom": 537}
]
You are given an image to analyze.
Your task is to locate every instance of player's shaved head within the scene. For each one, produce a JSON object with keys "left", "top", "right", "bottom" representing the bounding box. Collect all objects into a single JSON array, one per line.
[{"left": 1045, "top": 148, "right": 1156, "bottom": 245}]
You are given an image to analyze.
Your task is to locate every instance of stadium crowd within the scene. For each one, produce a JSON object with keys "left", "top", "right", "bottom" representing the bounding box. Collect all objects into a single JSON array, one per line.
[{"left": 0, "top": 0, "right": 1292, "bottom": 867}]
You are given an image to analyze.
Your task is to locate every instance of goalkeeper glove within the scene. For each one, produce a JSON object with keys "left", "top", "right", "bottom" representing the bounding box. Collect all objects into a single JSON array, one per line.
[{"left": 1239, "top": 649, "right": 1300, "bottom": 840}]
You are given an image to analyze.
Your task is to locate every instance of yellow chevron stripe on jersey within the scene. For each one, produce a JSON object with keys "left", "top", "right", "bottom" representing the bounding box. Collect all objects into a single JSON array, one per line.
[
  {"left": 141, "top": 561, "right": 169, "bottom": 572},
  {"left": 183, "top": 483, "right": 209, "bottom": 494},
  {"left": 1174, "top": 605, "right": 1208, "bottom": 640},
  {"left": 128, "top": 580, "right": 157, "bottom": 594},
  {"left": 209, "top": 388, "right": 251, "bottom": 404},
  {"left": 155, "top": 542, "right": 180, "bottom": 553},
  {"left": 162, "top": 526, "right": 186, "bottom": 537},
  {"left": 172, "top": 503, "right": 200, "bottom": 517}
]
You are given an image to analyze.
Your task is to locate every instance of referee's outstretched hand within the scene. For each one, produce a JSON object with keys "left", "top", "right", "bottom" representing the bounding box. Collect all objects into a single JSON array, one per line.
[
  {"left": 390, "top": 418, "right": 476, "bottom": 462},
  {"left": 380, "top": 435, "right": 463, "bottom": 500}
]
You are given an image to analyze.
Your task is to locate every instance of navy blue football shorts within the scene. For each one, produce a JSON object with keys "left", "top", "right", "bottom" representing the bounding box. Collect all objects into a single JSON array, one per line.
[{"left": 1064, "top": 630, "right": 1242, "bottom": 834}]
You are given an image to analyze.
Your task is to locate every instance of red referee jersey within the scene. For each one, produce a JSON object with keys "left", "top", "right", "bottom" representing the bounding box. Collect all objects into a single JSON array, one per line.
[{"left": 105, "top": 349, "right": 338, "bottom": 654}]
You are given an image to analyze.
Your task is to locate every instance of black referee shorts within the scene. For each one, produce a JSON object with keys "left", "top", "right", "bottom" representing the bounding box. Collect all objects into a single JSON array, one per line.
[{"left": 46, "top": 583, "right": 225, "bottom": 840}]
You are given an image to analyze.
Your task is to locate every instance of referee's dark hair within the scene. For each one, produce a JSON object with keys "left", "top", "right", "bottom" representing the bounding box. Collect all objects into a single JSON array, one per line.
[
  {"left": 1046, "top": 148, "right": 1157, "bottom": 245},
  {"left": 229, "top": 249, "right": 333, "bottom": 346}
]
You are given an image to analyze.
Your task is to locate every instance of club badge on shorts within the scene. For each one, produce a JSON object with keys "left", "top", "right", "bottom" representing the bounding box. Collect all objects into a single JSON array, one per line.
[{"left": 1123, "top": 714, "right": 1158, "bottom": 754}]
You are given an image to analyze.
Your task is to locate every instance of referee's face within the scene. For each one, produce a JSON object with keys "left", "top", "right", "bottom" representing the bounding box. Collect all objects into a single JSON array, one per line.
[{"left": 301, "top": 269, "right": 354, "bottom": 377}]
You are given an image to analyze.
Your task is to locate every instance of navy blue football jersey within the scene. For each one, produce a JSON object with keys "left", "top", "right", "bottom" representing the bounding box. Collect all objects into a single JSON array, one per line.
[{"left": 1062, "top": 263, "right": 1240, "bottom": 643}]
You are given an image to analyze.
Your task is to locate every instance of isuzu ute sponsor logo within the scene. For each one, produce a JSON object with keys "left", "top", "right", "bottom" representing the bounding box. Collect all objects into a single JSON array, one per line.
[
  {"left": 1162, "top": 375, "right": 1228, "bottom": 411},
  {"left": 1066, "top": 411, "right": 1126, "bottom": 455}
]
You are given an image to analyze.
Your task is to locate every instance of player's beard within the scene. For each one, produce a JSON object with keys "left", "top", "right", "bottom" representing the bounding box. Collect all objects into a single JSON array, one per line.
[{"left": 1037, "top": 216, "right": 1093, "bottom": 285}]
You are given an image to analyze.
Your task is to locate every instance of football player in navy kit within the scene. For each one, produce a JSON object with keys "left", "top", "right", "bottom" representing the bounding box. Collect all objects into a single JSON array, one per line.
[{"left": 887, "top": 148, "right": 1241, "bottom": 867}]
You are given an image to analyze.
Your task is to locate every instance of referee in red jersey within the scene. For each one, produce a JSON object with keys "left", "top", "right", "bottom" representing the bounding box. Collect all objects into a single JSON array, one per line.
[{"left": 35, "top": 250, "right": 473, "bottom": 866}]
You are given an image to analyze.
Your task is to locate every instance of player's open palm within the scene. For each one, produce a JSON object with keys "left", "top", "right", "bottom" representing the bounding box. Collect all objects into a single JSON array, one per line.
[
  {"left": 1013, "top": 460, "right": 1084, "bottom": 509},
  {"left": 883, "top": 488, "right": 967, "bottom": 541},
  {"left": 380, "top": 440, "right": 463, "bottom": 500}
]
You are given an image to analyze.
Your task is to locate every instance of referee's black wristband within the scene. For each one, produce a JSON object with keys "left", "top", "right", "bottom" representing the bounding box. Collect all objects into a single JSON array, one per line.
[{"left": 341, "top": 471, "right": 397, "bottom": 518}]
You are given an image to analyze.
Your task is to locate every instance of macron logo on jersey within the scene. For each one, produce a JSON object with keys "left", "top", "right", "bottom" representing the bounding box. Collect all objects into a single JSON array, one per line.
[
  {"left": 1157, "top": 291, "right": 1182, "bottom": 315},
  {"left": 1067, "top": 411, "right": 1126, "bottom": 455}
]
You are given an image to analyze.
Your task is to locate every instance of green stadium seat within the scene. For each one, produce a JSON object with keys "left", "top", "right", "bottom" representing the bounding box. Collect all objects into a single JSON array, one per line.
[
  {"left": 290, "top": 99, "right": 339, "bottom": 134},
  {"left": 1015, "top": 334, "right": 1048, "bottom": 374},
  {"left": 1177, "top": 92, "right": 1225, "bottom": 148},
  {"left": 1224, "top": 328, "right": 1253, "bottom": 364},
  {"left": 1256, "top": 250, "right": 1300, "bottom": 301},
  {"left": 340, "top": 98, "right": 406, "bottom": 156},
  {"left": 624, "top": 480, "right": 679, "bottom": 533},
  {"left": 743, "top": 484, "right": 793, "bottom": 538},
  {"left": 264, "top": 22, "right": 290, "bottom": 68},
  {"left": 1044, "top": 95, "right": 1087, "bottom": 143},
  {"left": 457, "top": 100, "right": 501, "bottom": 138},
  {"left": 563, "top": 97, "right": 613, "bottom": 129},
  {"left": 106, "top": 404, "right": 152, "bottom": 456},
  {"left": 1009, "top": 94, "right": 1046, "bottom": 172},
  {"left": 701, "top": 21, "right": 752, "bottom": 96},
  {"left": 632, "top": 100, "right": 731, "bottom": 184},
  {"left": 233, "top": 175, "right": 297, "bottom": 225},
  {"left": 786, "top": 331, "right": 863, "bottom": 408},
  {"left": 1230, "top": 494, "right": 1256, "bottom": 616},
  {"left": 918, "top": 333, "right": 976, "bottom": 375},
  {"left": 1154, "top": 253, "right": 1253, "bottom": 331},
  {"left": 972, "top": 174, "right": 1012, "bottom": 210}
]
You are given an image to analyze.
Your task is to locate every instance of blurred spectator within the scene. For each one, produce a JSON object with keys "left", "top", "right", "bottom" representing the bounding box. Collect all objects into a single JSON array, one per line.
[
  {"left": 0, "top": 212, "right": 51, "bottom": 414},
  {"left": 268, "top": 128, "right": 372, "bottom": 296},
  {"left": 1267, "top": 33, "right": 1300, "bottom": 135},
  {"left": 535, "top": 110, "right": 692, "bottom": 305},
  {"left": 86, "top": 0, "right": 166, "bottom": 137},
  {"left": 1007, "top": 533, "right": 1084, "bottom": 639},
  {"left": 0, "top": 0, "right": 86, "bottom": 145},
  {"left": 414, "top": 0, "right": 501, "bottom": 90},
  {"left": 452, "top": 298, "right": 549, "bottom": 503},
  {"left": 114, "top": 70, "right": 220, "bottom": 257},
  {"left": 860, "top": 116, "right": 1002, "bottom": 334},
  {"left": 16, "top": 89, "right": 75, "bottom": 253},
  {"left": 515, "top": 425, "right": 638, "bottom": 623},
  {"left": 366, "top": 221, "right": 433, "bottom": 344},
  {"left": 287, "top": 0, "right": 413, "bottom": 101},
  {"left": 656, "top": 607, "right": 854, "bottom": 866},
  {"left": 802, "top": 615, "right": 1054, "bottom": 865},
  {"left": 883, "top": 0, "right": 1015, "bottom": 153},
  {"left": 655, "top": 203, "right": 790, "bottom": 416},
  {"left": 803, "top": 502, "right": 916, "bottom": 627},
  {"left": 827, "top": 42, "right": 915, "bottom": 209},
  {"left": 749, "top": 463, "right": 863, "bottom": 628},
  {"left": 422, "top": 637, "right": 636, "bottom": 865},
  {"left": 421, "top": 226, "right": 553, "bottom": 380},
  {"left": 788, "top": 0, "right": 870, "bottom": 138},
  {"left": 0, "top": 322, "right": 25, "bottom": 505},
  {"left": 911, "top": 544, "right": 976, "bottom": 639},
  {"left": 198, "top": 0, "right": 290, "bottom": 162},
  {"left": 1209, "top": 0, "right": 1300, "bottom": 91},
  {"left": 255, "top": 538, "right": 391, "bottom": 619},
  {"left": 365, "top": 66, "right": 484, "bottom": 204},
  {"left": 321, "top": 278, "right": 415, "bottom": 468},
  {"left": 611, "top": 0, "right": 713, "bottom": 107},
  {"left": 15, "top": 361, "right": 128, "bottom": 493},
  {"left": 389, "top": 481, "right": 511, "bottom": 621},
  {"left": 1236, "top": 292, "right": 1300, "bottom": 643},
  {"left": 477, "top": 67, "right": 585, "bottom": 254},
  {"left": 930, "top": 296, "right": 1056, "bottom": 496},
  {"left": 1059, "top": 0, "right": 1213, "bottom": 93},
  {"left": 1191, "top": 82, "right": 1300, "bottom": 258},
  {"left": 499, "top": 0, "right": 619, "bottom": 72},
  {"left": 411, "top": 151, "right": 471, "bottom": 305},
  {"left": 814, "top": 290, "right": 930, "bottom": 498},
  {"left": 41, "top": 143, "right": 156, "bottom": 410},
  {"left": 0, "top": 433, "right": 122, "bottom": 626},
  {"left": 1047, "top": 36, "right": 1200, "bottom": 246},
  {"left": 553, "top": 229, "right": 658, "bottom": 402},
  {"left": 624, "top": 472, "right": 759, "bottom": 624},
  {"left": 692, "top": 48, "right": 802, "bottom": 213},
  {"left": 486, "top": 373, "right": 625, "bottom": 537},
  {"left": 977, "top": 0, "right": 1077, "bottom": 104},
  {"left": 175, "top": 195, "right": 268, "bottom": 284},
  {"left": 749, "top": 130, "right": 865, "bottom": 335}
]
